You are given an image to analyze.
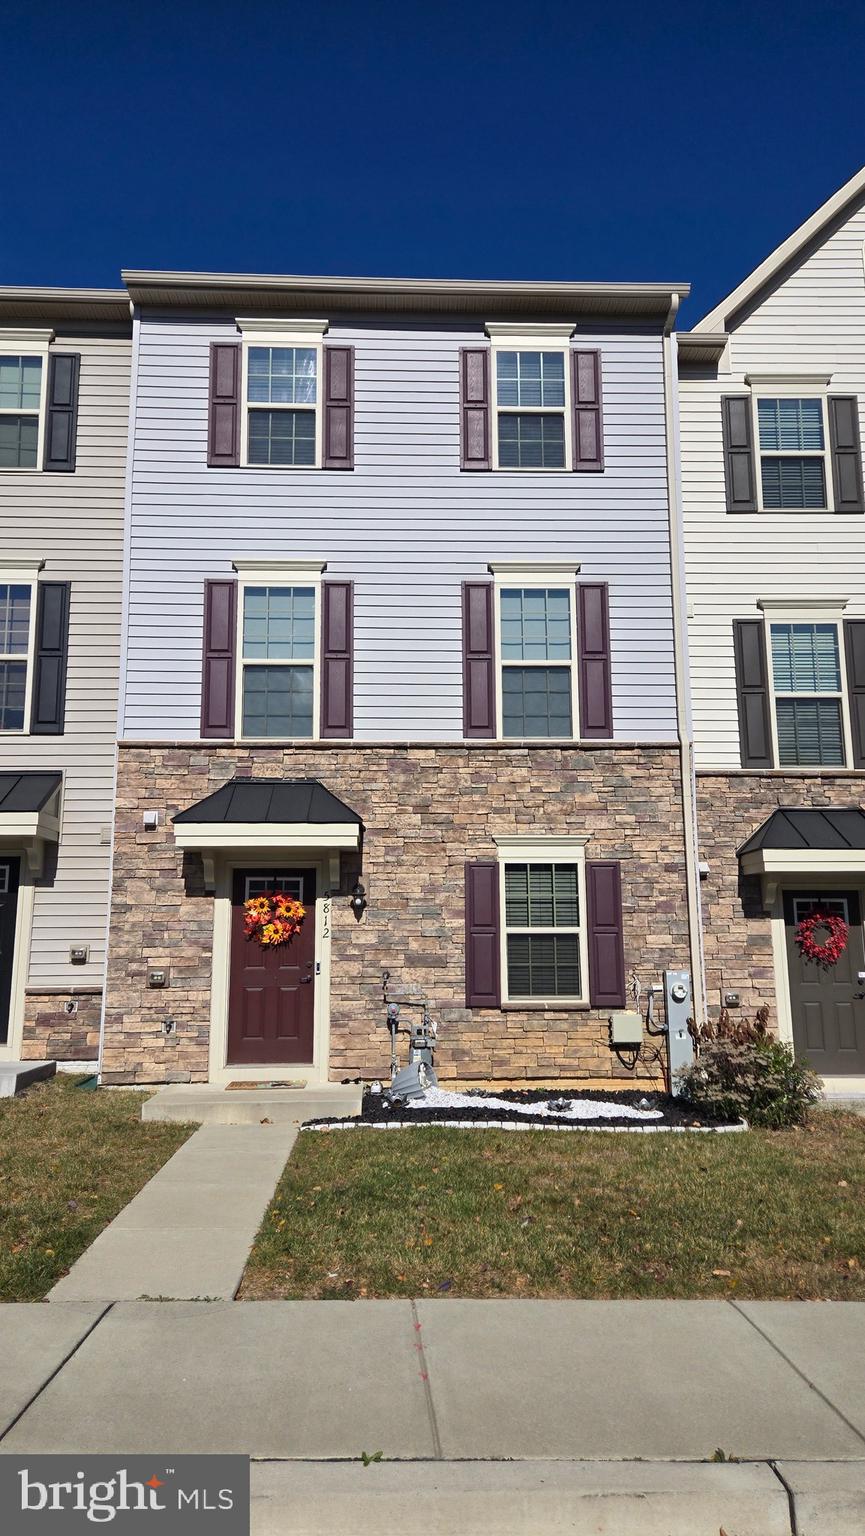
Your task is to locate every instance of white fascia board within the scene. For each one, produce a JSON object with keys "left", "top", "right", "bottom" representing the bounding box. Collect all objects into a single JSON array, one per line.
[
  {"left": 741, "top": 848, "right": 865, "bottom": 877},
  {"left": 174, "top": 823, "right": 360, "bottom": 853}
]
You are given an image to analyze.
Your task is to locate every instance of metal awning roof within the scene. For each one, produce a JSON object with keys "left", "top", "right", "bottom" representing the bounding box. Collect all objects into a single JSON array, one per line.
[
  {"left": 172, "top": 779, "right": 362, "bottom": 853},
  {"left": 0, "top": 772, "right": 62, "bottom": 814},
  {"left": 0, "top": 772, "right": 62, "bottom": 873},
  {"left": 738, "top": 807, "right": 865, "bottom": 878}
]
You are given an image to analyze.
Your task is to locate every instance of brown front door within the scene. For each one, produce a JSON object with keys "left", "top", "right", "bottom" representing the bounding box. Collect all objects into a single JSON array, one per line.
[
  {"left": 228, "top": 868, "right": 316, "bottom": 1065},
  {"left": 0, "top": 857, "right": 20, "bottom": 1046},
  {"left": 784, "top": 891, "right": 865, "bottom": 1077}
]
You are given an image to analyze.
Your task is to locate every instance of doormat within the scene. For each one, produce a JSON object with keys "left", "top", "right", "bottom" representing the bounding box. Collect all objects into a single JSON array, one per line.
[{"left": 226, "top": 1079, "right": 308, "bottom": 1091}]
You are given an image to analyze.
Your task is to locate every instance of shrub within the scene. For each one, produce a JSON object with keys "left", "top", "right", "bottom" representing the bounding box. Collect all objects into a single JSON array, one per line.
[{"left": 679, "top": 1033, "right": 822, "bottom": 1129}]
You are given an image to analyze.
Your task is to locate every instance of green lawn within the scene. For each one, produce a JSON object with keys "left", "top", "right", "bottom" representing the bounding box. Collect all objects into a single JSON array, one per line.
[
  {"left": 0, "top": 1075, "right": 193, "bottom": 1300},
  {"left": 241, "top": 1113, "right": 865, "bottom": 1301}
]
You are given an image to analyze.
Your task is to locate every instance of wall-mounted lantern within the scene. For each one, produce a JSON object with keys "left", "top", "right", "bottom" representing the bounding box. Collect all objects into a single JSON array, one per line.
[{"left": 350, "top": 880, "right": 367, "bottom": 921}]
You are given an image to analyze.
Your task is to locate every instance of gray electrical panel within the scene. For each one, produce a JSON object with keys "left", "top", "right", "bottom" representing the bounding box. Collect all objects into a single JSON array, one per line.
[{"left": 663, "top": 969, "right": 694, "bottom": 1093}]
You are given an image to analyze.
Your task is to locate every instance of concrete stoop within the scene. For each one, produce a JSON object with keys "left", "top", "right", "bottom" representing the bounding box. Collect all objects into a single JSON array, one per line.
[
  {"left": 141, "top": 1082, "right": 363, "bottom": 1125},
  {"left": 0, "top": 1059, "right": 55, "bottom": 1098}
]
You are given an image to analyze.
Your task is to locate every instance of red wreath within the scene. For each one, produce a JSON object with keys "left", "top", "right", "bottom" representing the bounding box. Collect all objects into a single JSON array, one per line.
[
  {"left": 243, "top": 892, "right": 306, "bottom": 948},
  {"left": 795, "top": 908, "right": 849, "bottom": 968}
]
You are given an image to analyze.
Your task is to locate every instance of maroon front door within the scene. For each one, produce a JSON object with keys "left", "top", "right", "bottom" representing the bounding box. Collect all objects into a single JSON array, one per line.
[{"left": 228, "top": 869, "right": 316, "bottom": 1065}]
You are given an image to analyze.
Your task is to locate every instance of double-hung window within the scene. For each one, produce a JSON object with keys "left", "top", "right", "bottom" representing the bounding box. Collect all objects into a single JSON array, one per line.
[
  {"left": 496, "top": 839, "right": 589, "bottom": 1005},
  {"left": 756, "top": 396, "right": 830, "bottom": 510},
  {"left": 493, "top": 568, "right": 578, "bottom": 739},
  {"left": 239, "top": 321, "right": 326, "bottom": 468},
  {"left": 488, "top": 325, "right": 573, "bottom": 470},
  {"left": 0, "top": 569, "right": 38, "bottom": 731},
  {"left": 768, "top": 620, "right": 847, "bottom": 767},
  {"left": 0, "top": 353, "right": 45, "bottom": 469},
  {"left": 235, "top": 563, "right": 322, "bottom": 738}
]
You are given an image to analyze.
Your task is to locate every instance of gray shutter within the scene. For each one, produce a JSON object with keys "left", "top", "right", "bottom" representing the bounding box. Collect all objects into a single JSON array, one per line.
[
  {"left": 465, "top": 861, "right": 501, "bottom": 1007},
  {"left": 577, "top": 582, "right": 613, "bottom": 738},
  {"left": 828, "top": 397, "right": 865, "bottom": 513},
  {"left": 721, "top": 397, "right": 757, "bottom": 512},
  {"left": 207, "top": 343, "right": 241, "bottom": 467},
  {"left": 586, "top": 861, "right": 626, "bottom": 1008},
  {"left": 572, "top": 350, "right": 603, "bottom": 471},
  {"left": 845, "top": 620, "right": 865, "bottom": 768},
  {"left": 459, "top": 348, "right": 491, "bottom": 470},
  {"left": 323, "top": 345, "right": 355, "bottom": 470},
  {"left": 201, "top": 580, "right": 237, "bottom": 738},
  {"left": 30, "top": 582, "right": 70, "bottom": 734},
  {"left": 43, "top": 354, "right": 80, "bottom": 473},
  {"left": 320, "top": 581, "right": 354, "bottom": 737},
  {"left": 733, "top": 619, "right": 773, "bottom": 768},
  {"left": 462, "top": 581, "right": 495, "bottom": 738}
]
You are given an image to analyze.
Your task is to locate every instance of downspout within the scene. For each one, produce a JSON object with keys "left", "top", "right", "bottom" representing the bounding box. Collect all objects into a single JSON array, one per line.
[
  {"left": 96, "top": 298, "right": 140, "bottom": 1078},
  {"left": 662, "top": 295, "right": 706, "bottom": 1025}
]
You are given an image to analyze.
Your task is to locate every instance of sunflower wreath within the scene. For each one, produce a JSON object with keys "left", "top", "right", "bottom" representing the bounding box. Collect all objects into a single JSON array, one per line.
[
  {"left": 794, "top": 908, "right": 848, "bottom": 969},
  {"left": 243, "top": 891, "right": 307, "bottom": 947}
]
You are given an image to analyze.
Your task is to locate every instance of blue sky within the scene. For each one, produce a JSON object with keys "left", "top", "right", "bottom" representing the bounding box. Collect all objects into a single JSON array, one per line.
[{"left": 3, "top": 0, "right": 864, "bottom": 322}]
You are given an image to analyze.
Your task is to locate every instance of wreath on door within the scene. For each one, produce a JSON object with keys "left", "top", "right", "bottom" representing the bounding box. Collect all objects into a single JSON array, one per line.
[
  {"left": 794, "top": 908, "right": 849, "bottom": 969},
  {"left": 243, "top": 892, "right": 307, "bottom": 947}
]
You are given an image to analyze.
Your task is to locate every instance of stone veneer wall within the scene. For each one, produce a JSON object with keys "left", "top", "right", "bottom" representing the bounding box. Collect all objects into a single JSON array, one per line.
[
  {"left": 697, "top": 772, "right": 865, "bottom": 1024},
  {"left": 22, "top": 989, "right": 102, "bottom": 1061},
  {"left": 101, "top": 743, "right": 691, "bottom": 1085}
]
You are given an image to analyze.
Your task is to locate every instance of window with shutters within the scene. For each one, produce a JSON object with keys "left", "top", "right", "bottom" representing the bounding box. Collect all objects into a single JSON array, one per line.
[
  {"left": 768, "top": 620, "right": 849, "bottom": 767},
  {"left": 0, "top": 351, "right": 47, "bottom": 470},
  {"left": 0, "top": 576, "right": 37, "bottom": 731},
  {"left": 496, "top": 840, "right": 589, "bottom": 1004},
  {"left": 238, "top": 321, "right": 326, "bottom": 468},
  {"left": 756, "top": 396, "right": 831, "bottom": 510},
  {"left": 487, "top": 326, "right": 574, "bottom": 470},
  {"left": 490, "top": 567, "right": 579, "bottom": 740},
  {"left": 234, "top": 563, "right": 323, "bottom": 739}
]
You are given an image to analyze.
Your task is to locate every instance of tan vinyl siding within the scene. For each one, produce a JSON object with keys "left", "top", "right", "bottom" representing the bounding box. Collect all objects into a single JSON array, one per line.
[{"left": 0, "top": 331, "right": 130, "bottom": 988}]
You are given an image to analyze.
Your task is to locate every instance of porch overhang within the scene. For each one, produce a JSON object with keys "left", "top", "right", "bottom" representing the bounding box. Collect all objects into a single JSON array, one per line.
[
  {"left": 738, "top": 807, "right": 865, "bottom": 879},
  {"left": 172, "top": 778, "right": 362, "bottom": 855},
  {"left": 0, "top": 772, "right": 62, "bottom": 874}
]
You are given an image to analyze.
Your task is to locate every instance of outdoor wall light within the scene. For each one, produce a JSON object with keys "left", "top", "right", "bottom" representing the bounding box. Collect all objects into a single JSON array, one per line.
[{"left": 350, "top": 880, "right": 367, "bottom": 920}]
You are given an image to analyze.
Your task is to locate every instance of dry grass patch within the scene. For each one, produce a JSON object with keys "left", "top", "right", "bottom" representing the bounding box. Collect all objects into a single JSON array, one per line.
[
  {"left": 242, "top": 1113, "right": 865, "bottom": 1300},
  {"left": 0, "top": 1075, "right": 193, "bottom": 1300}
]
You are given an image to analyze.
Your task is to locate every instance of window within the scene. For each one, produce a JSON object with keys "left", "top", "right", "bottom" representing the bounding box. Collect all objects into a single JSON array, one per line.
[
  {"left": 495, "top": 839, "right": 589, "bottom": 1005},
  {"left": 496, "top": 351, "right": 567, "bottom": 469},
  {"left": 239, "top": 584, "right": 316, "bottom": 737},
  {"left": 0, "top": 581, "right": 33, "bottom": 731},
  {"left": 756, "top": 397, "right": 829, "bottom": 509},
  {"left": 769, "top": 621, "right": 846, "bottom": 767},
  {"left": 498, "top": 584, "right": 576, "bottom": 738},
  {"left": 239, "top": 320, "right": 326, "bottom": 468},
  {"left": 0, "top": 355, "right": 43, "bottom": 469}
]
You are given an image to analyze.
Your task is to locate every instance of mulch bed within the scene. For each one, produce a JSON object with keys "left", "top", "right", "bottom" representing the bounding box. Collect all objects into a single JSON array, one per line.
[{"left": 304, "top": 1085, "right": 742, "bottom": 1132}]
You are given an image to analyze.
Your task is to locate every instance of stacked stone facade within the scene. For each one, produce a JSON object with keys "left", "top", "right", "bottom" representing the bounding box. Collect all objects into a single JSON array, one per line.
[
  {"left": 697, "top": 771, "right": 865, "bottom": 1024},
  {"left": 101, "top": 742, "right": 691, "bottom": 1085},
  {"left": 22, "top": 990, "right": 102, "bottom": 1061}
]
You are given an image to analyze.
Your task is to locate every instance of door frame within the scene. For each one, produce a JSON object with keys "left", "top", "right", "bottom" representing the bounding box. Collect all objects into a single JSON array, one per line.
[
  {"left": 769, "top": 874, "right": 865, "bottom": 1092},
  {"left": 208, "top": 852, "right": 335, "bottom": 1085},
  {"left": 0, "top": 850, "right": 34, "bottom": 1063}
]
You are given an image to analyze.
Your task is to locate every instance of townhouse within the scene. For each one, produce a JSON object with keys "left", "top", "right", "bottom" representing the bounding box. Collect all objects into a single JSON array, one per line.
[
  {"left": 0, "top": 287, "right": 131, "bottom": 1066},
  {"left": 679, "top": 165, "right": 865, "bottom": 1089},
  {"left": 98, "top": 271, "right": 702, "bottom": 1086}
]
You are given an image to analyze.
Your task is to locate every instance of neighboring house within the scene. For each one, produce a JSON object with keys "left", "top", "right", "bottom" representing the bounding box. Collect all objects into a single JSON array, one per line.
[
  {"left": 679, "top": 164, "right": 865, "bottom": 1090},
  {"left": 100, "top": 270, "right": 702, "bottom": 1086},
  {"left": 0, "top": 287, "right": 131, "bottom": 1065}
]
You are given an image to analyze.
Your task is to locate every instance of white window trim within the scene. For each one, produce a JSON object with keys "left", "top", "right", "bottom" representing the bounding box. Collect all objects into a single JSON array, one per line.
[
  {"left": 494, "top": 835, "right": 590, "bottom": 1007},
  {"left": 490, "top": 564, "right": 580, "bottom": 743},
  {"left": 749, "top": 383, "right": 834, "bottom": 513},
  {"left": 759, "top": 605, "right": 853, "bottom": 770},
  {"left": 0, "top": 331, "right": 53, "bottom": 474},
  {"left": 0, "top": 560, "right": 44, "bottom": 736},
  {"left": 232, "top": 560, "right": 325, "bottom": 742},
  {"left": 486, "top": 322, "right": 575, "bottom": 472},
  {"left": 236, "top": 319, "right": 328, "bottom": 470}
]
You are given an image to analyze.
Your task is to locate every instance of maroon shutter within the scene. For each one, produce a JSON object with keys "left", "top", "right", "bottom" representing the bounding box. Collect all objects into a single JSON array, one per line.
[
  {"left": 320, "top": 580, "right": 354, "bottom": 738},
  {"left": 207, "top": 343, "right": 241, "bottom": 467},
  {"left": 323, "top": 345, "right": 355, "bottom": 470},
  {"left": 845, "top": 621, "right": 865, "bottom": 768},
  {"left": 572, "top": 350, "right": 603, "bottom": 472},
  {"left": 733, "top": 619, "right": 773, "bottom": 768},
  {"left": 459, "top": 348, "right": 491, "bottom": 470},
  {"left": 465, "top": 861, "right": 501, "bottom": 1007},
  {"left": 201, "top": 580, "right": 237, "bottom": 737},
  {"left": 462, "top": 581, "right": 495, "bottom": 738},
  {"left": 577, "top": 582, "right": 613, "bottom": 738},
  {"left": 586, "top": 861, "right": 626, "bottom": 1008}
]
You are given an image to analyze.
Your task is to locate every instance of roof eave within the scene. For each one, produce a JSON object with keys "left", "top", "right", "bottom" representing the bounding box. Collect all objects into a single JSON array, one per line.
[
  {"left": 677, "top": 330, "right": 729, "bottom": 367},
  {"left": 0, "top": 286, "right": 131, "bottom": 326}
]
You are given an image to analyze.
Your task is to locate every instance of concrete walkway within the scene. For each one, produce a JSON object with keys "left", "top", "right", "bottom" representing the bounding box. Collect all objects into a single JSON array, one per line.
[{"left": 2, "top": 1299, "right": 865, "bottom": 1531}]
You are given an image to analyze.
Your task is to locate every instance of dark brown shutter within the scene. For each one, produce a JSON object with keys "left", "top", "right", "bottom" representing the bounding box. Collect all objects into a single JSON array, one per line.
[
  {"left": 320, "top": 580, "right": 354, "bottom": 738},
  {"left": 462, "top": 581, "right": 495, "bottom": 737},
  {"left": 201, "top": 579, "right": 237, "bottom": 737},
  {"left": 459, "top": 348, "right": 491, "bottom": 470},
  {"left": 207, "top": 343, "right": 241, "bottom": 467},
  {"left": 845, "top": 620, "right": 865, "bottom": 768},
  {"left": 572, "top": 350, "right": 603, "bottom": 471},
  {"left": 586, "top": 861, "right": 626, "bottom": 1009},
  {"left": 721, "top": 397, "right": 757, "bottom": 512},
  {"left": 323, "top": 345, "right": 355, "bottom": 470},
  {"left": 465, "top": 861, "right": 501, "bottom": 1007},
  {"left": 43, "top": 354, "right": 80, "bottom": 473},
  {"left": 733, "top": 619, "right": 773, "bottom": 768},
  {"left": 30, "top": 582, "right": 70, "bottom": 734},
  {"left": 829, "top": 397, "right": 865, "bottom": 513},
  {"left": 577, "top": 582, "right": 613, "bottom": 738}
]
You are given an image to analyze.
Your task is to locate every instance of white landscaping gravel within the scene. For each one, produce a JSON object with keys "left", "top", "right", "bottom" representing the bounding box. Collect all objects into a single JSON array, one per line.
[{"left": 399, "top": 1086, "right": 664, "bottom": 1121}]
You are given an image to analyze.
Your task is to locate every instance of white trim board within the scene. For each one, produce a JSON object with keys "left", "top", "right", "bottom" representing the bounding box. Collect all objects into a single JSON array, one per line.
[{"left": 174, "top": 823, "right": 360, "bottom": 854}]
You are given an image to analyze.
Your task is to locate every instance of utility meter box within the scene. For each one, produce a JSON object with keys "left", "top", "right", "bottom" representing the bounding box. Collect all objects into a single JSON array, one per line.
[{"left": 609, "top": 1011, "right": 643, "bottom": 1047}]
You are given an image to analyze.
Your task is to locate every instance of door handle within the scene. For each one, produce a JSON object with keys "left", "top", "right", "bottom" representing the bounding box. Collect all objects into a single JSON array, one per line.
[{"left": 300, "top": 976, "right": 312, "bottom": 984}]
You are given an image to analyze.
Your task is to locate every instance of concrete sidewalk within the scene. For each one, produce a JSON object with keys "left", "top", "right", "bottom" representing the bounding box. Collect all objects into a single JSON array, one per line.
[{"left": 1, "top": 1299, "right": 865, "bottom": 1531}]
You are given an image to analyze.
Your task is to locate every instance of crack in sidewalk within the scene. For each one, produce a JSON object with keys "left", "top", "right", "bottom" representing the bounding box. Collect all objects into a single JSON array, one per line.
[{"left": 410, "top": 1301, "right": 443, "bottom": 1460}]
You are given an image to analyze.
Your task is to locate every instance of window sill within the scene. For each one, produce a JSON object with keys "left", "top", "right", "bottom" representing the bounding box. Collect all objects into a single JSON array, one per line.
[{"left": 501, "top": 1000, "right": 590, "bottom": 1012}]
